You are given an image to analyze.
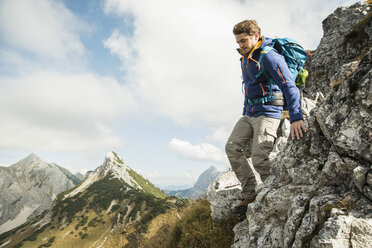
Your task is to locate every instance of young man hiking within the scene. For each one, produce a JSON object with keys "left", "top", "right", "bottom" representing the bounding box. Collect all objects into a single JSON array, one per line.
[{"left": 225, "top": 20, "right": 307, "bottom": 214}]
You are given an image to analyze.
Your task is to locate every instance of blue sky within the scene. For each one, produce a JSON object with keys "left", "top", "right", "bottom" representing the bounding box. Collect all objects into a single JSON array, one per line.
[{"left": 0, "top": 0, "right": 357, "bottom": 187}]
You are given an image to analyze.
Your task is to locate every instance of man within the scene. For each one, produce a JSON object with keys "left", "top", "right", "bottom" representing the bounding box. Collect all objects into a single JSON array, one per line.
[{"left": 225, "top": 20, "right": 306, "bottom": 214}]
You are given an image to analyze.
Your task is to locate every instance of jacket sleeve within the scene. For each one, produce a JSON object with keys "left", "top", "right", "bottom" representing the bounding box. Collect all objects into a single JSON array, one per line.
[{"left": 263, "top": 51, "right": 303, "bottom": 123}]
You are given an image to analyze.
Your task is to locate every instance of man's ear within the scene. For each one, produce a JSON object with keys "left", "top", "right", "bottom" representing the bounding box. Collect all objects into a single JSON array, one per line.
[{"left": 253, "top": 32, "right": 260, "bottom": 41}]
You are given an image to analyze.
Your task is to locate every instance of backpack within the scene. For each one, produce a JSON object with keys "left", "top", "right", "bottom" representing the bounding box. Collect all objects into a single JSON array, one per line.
[{"left": 250, "top": 37, "right": 310, "bottom": 108}]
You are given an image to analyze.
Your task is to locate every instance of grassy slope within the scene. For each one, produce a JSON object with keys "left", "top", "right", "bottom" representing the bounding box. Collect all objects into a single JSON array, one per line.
[
  {"left": 2, "top": 196, "right": 238, "bottom": 248},
  {"left": 111, "top": 151, "right": 166, "bottom": 199},
  {"left": 102, "top": 198, "right": 240, "bottom": 248},
  {"left": 1, "top": 174, "right": 171, "bottom": 248}
]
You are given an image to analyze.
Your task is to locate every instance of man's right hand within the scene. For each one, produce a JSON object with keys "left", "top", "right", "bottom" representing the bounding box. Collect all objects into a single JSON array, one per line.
[{"left": 290, "top": 120, "right": 306, "bottom": 140}]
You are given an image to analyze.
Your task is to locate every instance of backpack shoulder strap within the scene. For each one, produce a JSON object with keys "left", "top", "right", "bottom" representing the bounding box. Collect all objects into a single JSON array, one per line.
[{"left": 255, "top": 45, "right": 274, "bottom": 79}]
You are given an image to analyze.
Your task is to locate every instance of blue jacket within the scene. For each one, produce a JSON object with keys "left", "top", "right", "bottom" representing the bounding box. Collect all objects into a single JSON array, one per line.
[{"left": 239, "top": 36, "right": 303, "bottom": 123}]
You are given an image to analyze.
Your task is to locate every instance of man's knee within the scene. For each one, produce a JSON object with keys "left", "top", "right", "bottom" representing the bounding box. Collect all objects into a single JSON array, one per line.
[{"left": 225, "top": 141, "right": 244, "bottom": 158}]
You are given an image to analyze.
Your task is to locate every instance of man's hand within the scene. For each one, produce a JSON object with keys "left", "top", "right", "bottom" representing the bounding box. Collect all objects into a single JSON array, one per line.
[{"left": 290, "top": 120, "right": 307, "bottom": 140}]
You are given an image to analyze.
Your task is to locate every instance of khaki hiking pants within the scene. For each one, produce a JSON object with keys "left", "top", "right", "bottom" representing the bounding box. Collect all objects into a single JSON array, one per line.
[{"left": 225, "top": 115, "right": 280, "bottom": 199}]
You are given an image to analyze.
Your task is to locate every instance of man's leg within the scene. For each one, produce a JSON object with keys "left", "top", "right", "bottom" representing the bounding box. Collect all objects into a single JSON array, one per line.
[
  {"left": 225, "top": 116, "right": 256, "bottom": 200},
  {"left": 251, "top": 116, "right": 281, "bottom": 182}
]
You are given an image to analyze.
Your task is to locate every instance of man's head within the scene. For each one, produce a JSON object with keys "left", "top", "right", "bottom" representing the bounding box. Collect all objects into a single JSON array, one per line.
[
  {"left": 233, "top": 20, "right": 261, "bottom": 36},
  {"left": 233, "top": 20, "right": 261, "bottom": 56}
]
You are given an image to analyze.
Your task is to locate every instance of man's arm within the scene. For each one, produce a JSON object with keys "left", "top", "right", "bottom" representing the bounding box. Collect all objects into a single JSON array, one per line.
[{"left": 263, "top": 51, "right": 306, "bottom": 140}]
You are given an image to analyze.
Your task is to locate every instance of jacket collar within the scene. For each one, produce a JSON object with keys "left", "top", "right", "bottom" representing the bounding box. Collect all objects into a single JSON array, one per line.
[{"left": 237, "top": 36, "right": 272, "bottom": 58}]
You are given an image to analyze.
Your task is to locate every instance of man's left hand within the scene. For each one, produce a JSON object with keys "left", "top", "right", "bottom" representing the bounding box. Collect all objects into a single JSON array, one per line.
[{"left": 290, "top": 120, "right": 307, "bottom": 140}]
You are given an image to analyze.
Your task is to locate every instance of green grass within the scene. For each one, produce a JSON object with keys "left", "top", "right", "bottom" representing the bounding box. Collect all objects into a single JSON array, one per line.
[
  {"left": 52, "top": 173, "right": 168, "bottom": 233},
  {"left": 167, "top": 199, "right": 240, "bottom": 248},
  {"left": 127, "top": 168, "right": 166, "bottom": 198},
  {"left": 111, "top": 151, "right": 166, "bottom": 199}
]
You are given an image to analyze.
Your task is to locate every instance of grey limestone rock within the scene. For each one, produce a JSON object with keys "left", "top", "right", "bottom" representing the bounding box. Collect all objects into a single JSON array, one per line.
[
  {"left": 207, "top": 169, "right": 243, "bottom": 219},
  {"left": 0, "top": 154, "right": 78, "bottom": 234},
  {"left": 306, "top": 2, "right": 372, "bottom": 99}
]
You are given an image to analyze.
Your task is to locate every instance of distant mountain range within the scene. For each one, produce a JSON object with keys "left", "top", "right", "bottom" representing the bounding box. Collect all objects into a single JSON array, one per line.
[
  {"left": 0, "top": 153, "right": 81, "bottom": 234},
  {"left": 160, "top": 184, "right": 192, "bottom": 191},
  {"left": 165, "top": 166, "right": 221, "bottom": 199}
]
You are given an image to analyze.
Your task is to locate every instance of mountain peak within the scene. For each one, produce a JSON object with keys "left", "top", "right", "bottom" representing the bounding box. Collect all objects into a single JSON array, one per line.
[
  {"left": 65, "top": 152, "right": 137, "bottom": 198},
  {"left": 101, "top": 151, "right": 128, "bottom": 176},
  {"left": 104, "top": 151, "right": 124, "bottom": 165},
  {"left": 25, "top": 153, "right": 41, "bottom": 161},
  {"left": 204, "top": 166, "right": 219, "bottom": 173},
  {"left": 14, "top": 153, "right": 47, "bottom": 169},
  {"left": 105, "top": 151, "right": 117, "bottom": 162}
]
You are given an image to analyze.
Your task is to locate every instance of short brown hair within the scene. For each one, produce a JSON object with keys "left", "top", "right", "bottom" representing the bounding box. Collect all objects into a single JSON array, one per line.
[{"left": 233, "top": 20, "right": 261, "bottom": 36}]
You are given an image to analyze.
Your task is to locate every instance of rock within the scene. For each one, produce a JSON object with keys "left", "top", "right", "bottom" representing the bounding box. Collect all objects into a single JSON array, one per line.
[
  {"left": 305, "top": 2, "right": 372, "bottom": 99},
  {"left": 311, "top": 198, "right": 372, "bottom": 248},
  {"left": 353, "top": 166, "right": 370, "bottom": 192},
  {"left": 366, "top": 170, "right": 372, "bottom": 185},
  {"left": 207, "top": 169, "right": 242, "bottom": 219},
  {"left": 315, "top": 49, "right": 372, "bottom": 162}
]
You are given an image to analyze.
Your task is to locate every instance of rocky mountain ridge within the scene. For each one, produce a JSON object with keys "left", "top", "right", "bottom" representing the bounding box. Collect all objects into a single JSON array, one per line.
[
  {"left": 0, "top": 153, "right": 80, "bottom": 234},
  {"left": 65, "top": 151, "right": 165, "bottom": 199},
  {"left": 208, "top": 2, "right": 372, "bottom": 248},
  {"left": 166, "top": 166, "right": 221, "bottom": 199}
]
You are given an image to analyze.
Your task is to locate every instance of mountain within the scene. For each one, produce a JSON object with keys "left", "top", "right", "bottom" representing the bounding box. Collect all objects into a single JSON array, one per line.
[
  {"left": 167, "top": 166, "right": 221, "bottom": 199},
  {"left": 74, "top": 172, "right": 85, "bottom": 181},
  {"left": 160, "top": 184, "right": 192, "bottom": 191},
  {"left": 0, "top": 151, "right": 178, "bottom": 248},
  {"left": 64, "top": 151, "right": 165, "bottom": 199},
  {"left": 208, "top": 2, "right": 372, "bottom": 248},
  {"left": 0, "top": 153, "right": 81, "bottom": 235}
]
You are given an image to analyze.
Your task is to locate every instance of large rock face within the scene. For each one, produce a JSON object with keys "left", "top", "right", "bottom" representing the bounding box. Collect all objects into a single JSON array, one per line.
[
  {"left": 0, "top": 154, "right": 79, "bottom": 234},
  {"left": 306, "top": 2, "right": 372, "bottom": 99},
  {"left": 208, "top": 2, "right": 372, "bottom": 248}
]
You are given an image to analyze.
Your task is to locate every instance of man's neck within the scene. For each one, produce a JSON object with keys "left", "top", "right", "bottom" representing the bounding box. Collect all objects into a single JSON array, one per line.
[{"left": 247, "top": 38, "right": 262, "bottom": 58}]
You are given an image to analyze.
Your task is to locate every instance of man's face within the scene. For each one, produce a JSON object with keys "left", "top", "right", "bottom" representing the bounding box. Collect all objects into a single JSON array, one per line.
[{"left": 235, "top": 32, "right": 259, "bottom": 56}]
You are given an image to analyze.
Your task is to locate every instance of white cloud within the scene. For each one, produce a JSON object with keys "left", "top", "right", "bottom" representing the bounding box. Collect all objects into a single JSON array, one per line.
[
  {"left": 104, "top": 0, "right": 353, "bottom": 128},
  {"left": 208, "top": 127, "right": 231, "bottom": 144},
  {"left": 104, "top": 0, "right": 243, "bottom": 126},
  {"left": 0, "top": 0, "right": 139, "bottom": 152},
  {"left": 137, "top": 170, "right": 161, "bottom": 180},
  {"left": 169, "top": 138, "right": 228, "bottom": 165},
  {"left": 0, "top": 72, "right": 138, "bottom": 151},
  {"left": 64, "top": 166, "right": 89, "bottom": 176},
  {"left": 103, "top": 30, "right": 136, "bottom": 74},
  {"left": 0, "top": 0, "right": 87, "bottom": 62}
]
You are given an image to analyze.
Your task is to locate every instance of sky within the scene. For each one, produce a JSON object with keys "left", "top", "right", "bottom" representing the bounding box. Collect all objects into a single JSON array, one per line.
[{"left": 0, "top": 0, "right": 357, "bottom": 187}]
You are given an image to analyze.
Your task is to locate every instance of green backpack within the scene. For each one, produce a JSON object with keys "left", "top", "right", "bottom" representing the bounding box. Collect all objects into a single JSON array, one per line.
[{"left": 249, "top": 37, "right": 310, "bottom": 108}]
